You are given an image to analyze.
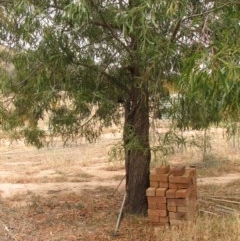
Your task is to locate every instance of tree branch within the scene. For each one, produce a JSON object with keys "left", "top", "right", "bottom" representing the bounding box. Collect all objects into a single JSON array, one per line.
[
  {"left": 184, "top": 2, "right": 231, "bottom": 21},
  {"left": 76, "top": 62, "right": 129, "bottom": 94},
  {"left": 171, "top": 2, "right": 232, "bottom": 43},
  {"left": 171, "top": 18, "right": 182, "bottom": 42},
  {"left": 88, "top": 0, "right": 134, "bottom": 59}
]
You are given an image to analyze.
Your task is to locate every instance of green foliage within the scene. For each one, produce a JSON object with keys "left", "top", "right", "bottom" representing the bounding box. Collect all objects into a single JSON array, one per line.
[
  {"left": 176, "top": 2, "right": 240, "bottom": 130},
  {"left": 0, "top": 0, "right": 239, "bottom": 148}
]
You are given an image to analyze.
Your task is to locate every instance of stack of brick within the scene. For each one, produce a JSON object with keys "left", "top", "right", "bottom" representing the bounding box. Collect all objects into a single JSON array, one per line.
[
  {"left": 168, "top": 165, "right": 198, "bottom": 226},
  {"left": 146, "top": 165, "right": 171, "bottom": 226},
  {"left": 146, "top": 165, "right": 198, "bottom": 227}
]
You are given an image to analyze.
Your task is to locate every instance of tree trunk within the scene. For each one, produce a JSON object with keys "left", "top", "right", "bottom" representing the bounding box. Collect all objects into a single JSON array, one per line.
[{"left": 123, "top": 81, "right": 151, "bottom": 215}]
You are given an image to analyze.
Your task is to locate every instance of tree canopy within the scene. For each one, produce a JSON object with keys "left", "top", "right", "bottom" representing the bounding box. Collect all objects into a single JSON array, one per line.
[{"left": 0, "top": 0, "right": 240, "bottom": 213}]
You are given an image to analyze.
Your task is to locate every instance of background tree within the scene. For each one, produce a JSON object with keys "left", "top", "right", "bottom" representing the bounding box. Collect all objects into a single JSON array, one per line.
[{"left": 0, "top": 0, "right": 239, "bottom": 214}]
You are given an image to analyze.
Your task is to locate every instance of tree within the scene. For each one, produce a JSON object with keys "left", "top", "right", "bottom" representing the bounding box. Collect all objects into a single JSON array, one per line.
[{"left": 0, "top": 0, "right": 239, "bottom": 214}]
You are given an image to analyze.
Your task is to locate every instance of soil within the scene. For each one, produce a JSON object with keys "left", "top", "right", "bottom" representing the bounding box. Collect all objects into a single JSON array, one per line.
[
  {"left": 0, "top": 132, "right": 125, "bottom": 200},
  {"left": 1, "top": 129, "right": 240, "bottom": 200},
  {"left": 1, "top": 127, "right": 240, "bottom": 241}
]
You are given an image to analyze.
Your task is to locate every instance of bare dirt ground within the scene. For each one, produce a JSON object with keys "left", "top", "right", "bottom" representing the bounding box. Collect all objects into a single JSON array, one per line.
[
  {"left": 1, "top": 125, "right": 240, "bottom": 240},
  {"left": 0, "top": 132, "right": 124, "bottom": 199}
]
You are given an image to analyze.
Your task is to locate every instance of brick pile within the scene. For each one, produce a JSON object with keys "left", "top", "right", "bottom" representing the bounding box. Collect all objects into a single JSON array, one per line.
[{"left": 146, "top": 165, "right": 198, "bottom": 227}]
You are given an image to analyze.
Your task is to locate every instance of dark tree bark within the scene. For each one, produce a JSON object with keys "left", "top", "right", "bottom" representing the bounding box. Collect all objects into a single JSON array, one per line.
[{"left": 123, "top": 68, "right": 151, "bottom": 214}]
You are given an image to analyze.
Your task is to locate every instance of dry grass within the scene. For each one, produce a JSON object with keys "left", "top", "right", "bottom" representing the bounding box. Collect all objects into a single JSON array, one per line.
[
  {"left": 0, "top": 188, "right": 155, "bottom": 241},
  {"left": 0, "top": 169, "right": 94, "bottom": 183},
  {"left": 155, "top": 215, "right": 240, "bottom": 241},
  {"left": 1, "top": 125, "right": 240, "bottom": 240},
  {"left": 104, "top": 164, "right": 124, "bottom": 172},
  {"left": 1, "top": 186, "right": 240, "bottom": 241},
  {"left": 194, "top": 155, "right": 240, "bottom": 178}
]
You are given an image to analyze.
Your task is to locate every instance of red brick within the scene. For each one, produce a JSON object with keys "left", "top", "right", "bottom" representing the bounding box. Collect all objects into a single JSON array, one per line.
[
  {"left": 160, "top": 216, "right": 169, "bottom": 223},
  {"left": 156, "top": 165, "right": 170, "bottom": 174},
  {"left": 175, "top": 189, "right": 189, "bottom": 199},
  {"left": 158, "top": 203, "right": 167, "bottom": 210},
  {"left": 167, "top": 205, "right": 177, "bottom": 212},
  {"left": 166, "top": 189, "right": 176, "bottom": 198},
  {"left": 150, "top": 181, "right": 159, "bottom": 188},
  {"left": 147, "top": 209, "right": 160, "bottom": 216},
  {"left": 147, "top": 197, "right": 167, "bottom": 209},
  {"left": 148, "top": 214, "right": 160, "bottom": 223},
  {"left": 167, "top": 198, "right": 189, "bottom": 206},
  {"left": 148, "top": 209, "right": 167, "bottom": 217},
  {"left": 159, "top": 182, "right": 169, "bottom": 188},
  {"left": 169, "top": 169, "right": 194, "bottom": 184},
  {"left": 172, "top": 165, "right": 185, "bottom": 176},
  {"left": 159, "top": 210, "right": 168, "bottom": 217},
  {"left": 169, "top": 183, "right": 178, "bottom": 189},
  {"left": 156, "top": 188, "right": 167, "bottom": 197},
  {"left": 156, "top": 196, "right": 167, "bottom": 204},
  {"left": 169, "top": 175, "right": 190, "bottom": 184},
  {"left": 146, "top": 187, "right": 156, "bottom": 197},
  {"left": 177, "top": 183, "right": 191, "bottom": 189},
  {"left": 149, "top": 173, "right": 158, "bottom": 182},
  {"left": 147, "top": 197, "right": 158, "bottom": 209},
  {"left": 150, "top": 173, "right": 170, "bottom": 182},
  {"left": 159, "top": 173, "right": 170, "bottom": 182}
]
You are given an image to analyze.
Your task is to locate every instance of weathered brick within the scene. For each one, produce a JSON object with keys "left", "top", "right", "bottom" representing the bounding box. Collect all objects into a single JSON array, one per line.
[
  {"left": 159, "top": 182, "right": 169, "bottom": 188},
  {"left": 169, "top": 175, "right": 190, "bottom": 184},
  {"left": 147, "top": 197, "right": 158, "bottom": 209},
  {"left": 150, "top": 173, "right": 170, "bottom": 182},
  {"left": 167, "top": 198, "right": 189, "bottom": 206},
  {"left": 148, "top": 166, "right": 198, "bottom": 226},
  {"left": 156, "top": 165, "right": 170, "bottom": 175},
  {"left": 166, "top": 189, "right": 177, "bottom": 198},
  {"left": 150, "top": 181, "right": 159, "bottom": 188},
  {"left": 169, "top": 183, "right": 178, "bottom": 189},
  {"left": 172, "top": 165, "right": 185, "bottom": 176},
  {"left": 167, "top": 205, "right": 177, "bottom": 212},
  {"left": 148, "top": 214, "right": 160, "bottom": 223},
  {"left": 156, "top": 188, "right": 167, "bottom": 197},
  {"left": 148, "top": 209, "right": 168, "bottom": 217},
  {"left": 147, "top": 196, "right": 167, "bottom": 209},
  {"left": 158, "top": 203, "right": 167, "bottom": 210},
  {"left": 149, "top": 173, "right": 158, "bottom": 182},
  {"left": 160, "top": 216, "right": 169, "bottom": 223},
  {"left": 146, "top": 187, "right": 156, "bottom": 197},
  {"left": 169, "top": 169, "right": 194, "bottom": 184},
  {"left": 177, "top": 183, "right": 191, "bottom": 189},
  {"left": 159, "top": 210, "right": 168, "bottom": 217},
  {"left": 175, "top": 189, "right": 190, "bottom": 199},
  {"left": 159, "top": 173, "right": 171, "bottom": 182},
  {"left": 156, "top": 196, "right": 167, "bottom": 204}
]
